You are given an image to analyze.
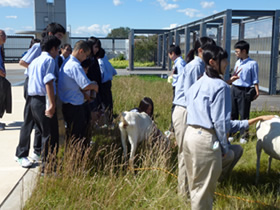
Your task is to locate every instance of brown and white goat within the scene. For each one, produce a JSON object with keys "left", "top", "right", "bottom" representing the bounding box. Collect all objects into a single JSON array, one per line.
[{"left": 119, "top": 111, "right": 169, "bottom": 169}]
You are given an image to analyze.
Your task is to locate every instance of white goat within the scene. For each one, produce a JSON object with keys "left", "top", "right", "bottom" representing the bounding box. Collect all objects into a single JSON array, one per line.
[
  {"left": 256, "top": 116, "right": 280, "bottom": 184},
  {"left": 119, "top": 111, "right": 169, "bottom": 169}
]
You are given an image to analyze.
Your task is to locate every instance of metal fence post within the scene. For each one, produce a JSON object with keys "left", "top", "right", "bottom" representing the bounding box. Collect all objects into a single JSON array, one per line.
[
  {"left": 269, "top": 10, "right": 280, "bottom": 94},
  {"left": 129, "top": 29, "right": 134, "bottom": 70},
  {"left": 157, "top": 35, "right": 162, "bottom": 66},
  {"left": 222, "top": 9, "right": 232, "bottom": 81},
  {"left": 162, "top": 34, "right": 167, "bottom": 69},
  {"left": 168, "top": 32, "right": 173, "bottom": 70},
  {"left": 184, "top": 27, "right": 190, "bottom": 61}
]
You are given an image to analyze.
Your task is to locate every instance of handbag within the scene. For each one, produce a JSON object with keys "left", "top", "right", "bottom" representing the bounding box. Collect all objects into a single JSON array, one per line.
[{"left": 247, "top": 87, "right": 256, "bottom": 101}]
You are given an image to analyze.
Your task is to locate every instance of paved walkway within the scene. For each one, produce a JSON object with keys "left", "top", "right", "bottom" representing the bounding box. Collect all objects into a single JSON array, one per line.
[
  {"left": 0, "top": 63, "right": 280, "bottom": 209},
  {"left": 0, "top": 85, "right": 38, "bottom": 210}
]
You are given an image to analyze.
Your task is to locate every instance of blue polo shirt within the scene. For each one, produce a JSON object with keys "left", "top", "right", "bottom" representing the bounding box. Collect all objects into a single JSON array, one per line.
[
  {"left": 173, "top": 56, "right": 205, "bottom": 107},
  {"left": 232, "top": 57, "right": 259, "bottom": 87},
  {"left": 172, "top": 56, "right": 186, "bottom": 87},
  {"left": 58, "top": 55, "right": 92, "bottom": 105},
  {"left": 186, "top": 73, "right": 232, "bottom": 154},
  {"left": 98, "top": 55, "right": 117, "bottom": 83},
  {"left": 21, "top": 43, "right": 42, "bottom": 64},
  {"left": 27, "top": 52, "right": 56, "bottom": 96}
]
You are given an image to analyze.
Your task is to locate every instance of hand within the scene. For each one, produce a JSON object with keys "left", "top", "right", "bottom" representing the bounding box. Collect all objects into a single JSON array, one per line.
[
  {"left": 0, "top": 70, "right": 6, "bottom": 78},
  {"left": 259, "top": 115, "right": 275, "bottom": 121},
  {"left": 45, "top": 104, "right": 55, "bottom": 118},
  {"left": 227, "top": 75, "right": 239, "bottom": 85},
  {"left": 253, "top": 91, "right": 259, "bottom": 100}
]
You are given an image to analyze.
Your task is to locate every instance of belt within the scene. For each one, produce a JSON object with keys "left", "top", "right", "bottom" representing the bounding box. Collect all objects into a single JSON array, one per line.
[
  {"left": 232, "top": 85, "right": 250, "bottom": 91},
  {"left": 189, "top": 125, "right": 216, "bottom": 135}
]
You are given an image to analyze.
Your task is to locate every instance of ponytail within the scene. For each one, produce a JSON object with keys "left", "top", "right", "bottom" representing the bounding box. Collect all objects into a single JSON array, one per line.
[
  {"left": 203, "top": 45, "right": 228, "bottom": 80},
  {"left": 186, "top": 49, "right": 195, "bottom": 63},
  {"left": 186, "top": 36, "right": 216, "bottom": 63}
]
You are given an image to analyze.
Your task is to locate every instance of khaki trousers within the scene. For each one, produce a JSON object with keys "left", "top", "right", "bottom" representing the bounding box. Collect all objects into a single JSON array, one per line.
[
  {"left": 172, "top": 105, "right": 188, "bottom": 195},
  {"left": 183, "top": 125, "right": 222, "bottom": 210}
]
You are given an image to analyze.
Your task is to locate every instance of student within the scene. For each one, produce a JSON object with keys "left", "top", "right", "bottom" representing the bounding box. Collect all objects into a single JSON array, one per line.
[
  {"left": 86, "top": 38, "right": 103, "bottom": 123},
  {"left": 130, "top": 97, "right": 168, "bottom": 144},
  {"left": 15, "top": 23, "right": 65, "bottom": 167},
  {"left": 172, "top": 37, "right": 216, "bottom": 196},
  {"left": 130, "top": 97, "right": 154, "bottom": 119},
  {"left": 183, "top": 45, "right": 237, "bottom": 209},
  {"left": 58, "top": 40, "right": 98, "bottom": 144},
  {"left": 58, "top": 43, "right": 72, "bottom": 68},
  {"left": 0, "top": 29, "right": 11, "bottom": 131},
  {"left": 19, "top": 23, "right": 65, "bottom": 68},
  {"left": 231, "top": 40, "right": 259, "bottom": 144},
  {"left": 169, "top": 45, "right": 186, "bottom": 123},
  {"left": 16, "top": 36, "right": 61, "bottom": 169},
  {"left": 97, "top": 48, "right": 117, "bottom": 122}
]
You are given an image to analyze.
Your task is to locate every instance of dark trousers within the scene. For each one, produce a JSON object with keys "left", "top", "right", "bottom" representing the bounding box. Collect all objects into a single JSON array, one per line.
[
  {"left": 15, "top": 77, "right": 42, "bottom": 158},
  {"left": 62, "top": 103, "right": 89, "bottom": 146},
  {"left": 30, "top": 96, "right": 58, "bottom": 161},
  {"left": 100, "top": 80, "right": 113, "bottom": 121},
  {"left": 231, "top": 85, "right": 251, "bottom": 138}
]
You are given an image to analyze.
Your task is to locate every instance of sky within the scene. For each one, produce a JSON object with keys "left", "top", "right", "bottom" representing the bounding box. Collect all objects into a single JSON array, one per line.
[{"left": 0, "top": 0, "right": 280, "bottom": 37}]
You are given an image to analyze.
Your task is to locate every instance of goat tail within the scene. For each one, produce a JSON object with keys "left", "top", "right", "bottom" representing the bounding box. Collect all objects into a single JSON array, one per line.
[{"left": 119, "top": 112, "right": 129, "bottom": 128}]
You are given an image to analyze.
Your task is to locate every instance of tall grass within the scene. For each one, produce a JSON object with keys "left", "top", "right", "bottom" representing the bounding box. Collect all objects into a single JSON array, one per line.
[{"left": 24, "top": 76, "right": 280, "bottom": 209}]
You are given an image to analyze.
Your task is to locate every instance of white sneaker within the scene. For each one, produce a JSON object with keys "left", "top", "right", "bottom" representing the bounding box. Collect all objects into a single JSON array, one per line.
[
  {"left": 30, "top": 152, "right": 41, "bottom": 162},
  {"left": 239, "top": 138, "right": 248, "bottom": 144},
  {"left": 228, "top": 137, "right": 234, "bottom": 142},
  {"left": 15, "top": 157, "right": 32, "bottom": 168}
]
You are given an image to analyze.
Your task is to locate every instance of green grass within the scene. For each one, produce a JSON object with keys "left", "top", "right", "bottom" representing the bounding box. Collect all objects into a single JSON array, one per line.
[
  {"left": 24, "top": 76, "right": 280, "bottom": 210},
  {"left": 109, "top": 59, "right": 155, "bottom": 69}
]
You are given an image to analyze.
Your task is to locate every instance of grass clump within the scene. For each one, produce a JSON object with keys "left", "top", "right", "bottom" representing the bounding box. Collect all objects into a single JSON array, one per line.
[
  {"left": 24, "top": 76, "right": 280, "bottom": 209},
  {"left": 109, "top": 59, "right": 155, "bottom": 69}
]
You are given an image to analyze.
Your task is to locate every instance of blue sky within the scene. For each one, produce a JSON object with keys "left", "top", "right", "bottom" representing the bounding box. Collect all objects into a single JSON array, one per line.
[{"left": 0, "top": 0, "right": 279, "bottom": 37}]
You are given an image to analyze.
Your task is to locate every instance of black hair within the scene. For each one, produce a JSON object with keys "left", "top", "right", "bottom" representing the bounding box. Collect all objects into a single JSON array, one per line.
[
  {"left": 234, "top": 40, "right": 249, "bottom": 54},
  {"left": 97, "top": 48, "right": 105, "bottom": 59},
  {"left": 203, "top": 45, "right": 228, "bottom": 79},
  {"left": 61, "top": 43, "right": 71, "bottom": 49},
  {"left": 73, "top": 40, "right": 90, "bottom": 53},
  {"left": 87, "top": 36, "right": 102, "bottom": 57},
  {"left": 186, "top": 36, "right": 216, "bottom": 63},
  {"left": 81, "top": 58, "right": 91, "bottom": 69},
  {"left": 41, "top": 36, "right": 61, "bottom": 52},
  {"left": 138, "top": 97, "right": 154, "bottom": 119},
  {"left": 29, "top": 38, "right": 41, "bottom": 49},
  {"left": 168, "top": 44, "right": 181, "bottom": 56},
  {"left": 41, "top": 22, "right": 66, "bottom": 38}
]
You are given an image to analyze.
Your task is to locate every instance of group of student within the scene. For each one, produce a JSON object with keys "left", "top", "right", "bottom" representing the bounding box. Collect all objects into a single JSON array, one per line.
[
  {"left": 0, "top": 24, "right": 274, "bottom": 208},
  {"left": 169, "top": 38, "right": 273, "bottom": 209},
  {"left": 13, "top": 23, "right": 117, "bottom": 173}
]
